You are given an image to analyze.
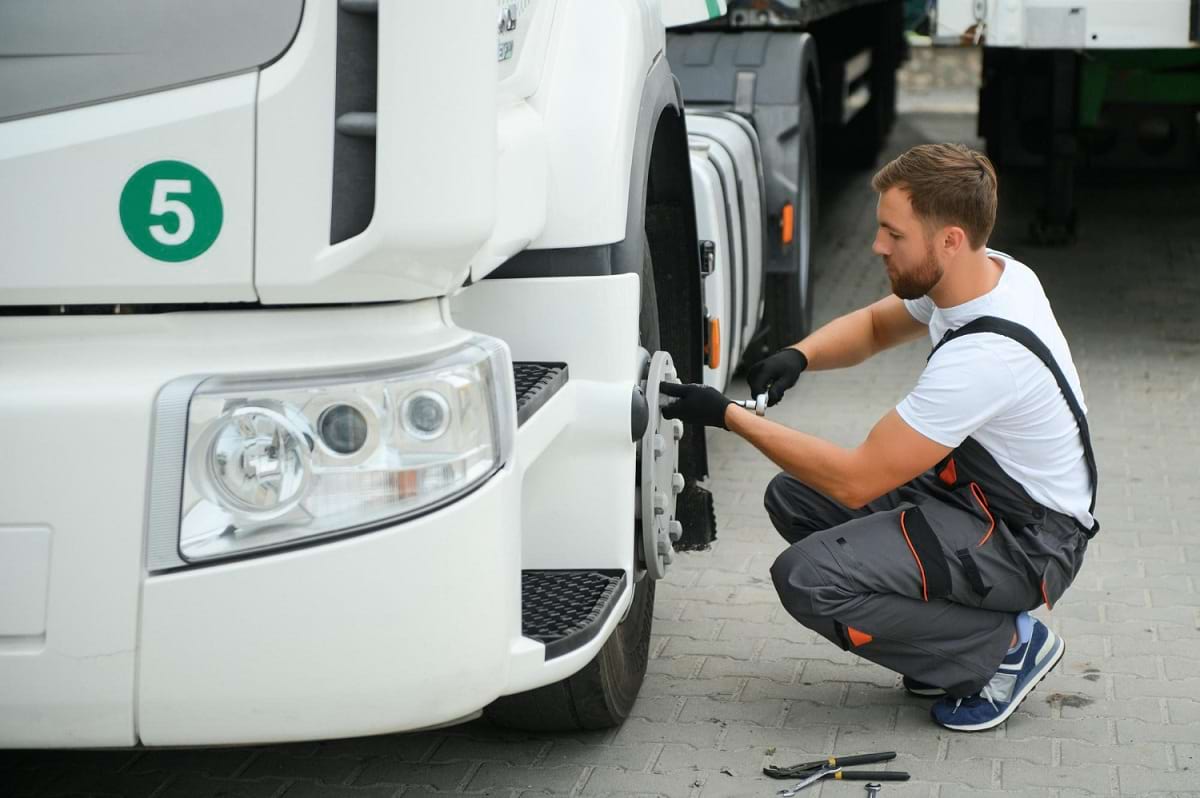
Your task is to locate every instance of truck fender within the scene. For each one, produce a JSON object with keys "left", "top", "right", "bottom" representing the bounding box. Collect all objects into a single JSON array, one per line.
[{"left": 492, "top": 55, "right": 712, "bottom": 544}]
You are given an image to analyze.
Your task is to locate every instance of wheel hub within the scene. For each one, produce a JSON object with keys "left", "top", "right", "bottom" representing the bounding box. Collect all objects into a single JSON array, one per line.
[{"left": 637, "top": 351, "right": 684, "bottom": 580}]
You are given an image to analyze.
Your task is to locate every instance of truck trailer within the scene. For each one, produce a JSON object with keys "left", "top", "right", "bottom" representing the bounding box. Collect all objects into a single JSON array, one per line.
[{"left": 931, "top": 0, "right": 1200, "bottom": 243}]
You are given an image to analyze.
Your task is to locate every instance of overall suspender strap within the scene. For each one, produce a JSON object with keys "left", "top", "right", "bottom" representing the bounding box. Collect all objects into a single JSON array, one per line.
[{"left": 928, "top": 316, "right": 1099, "bottom": 528}]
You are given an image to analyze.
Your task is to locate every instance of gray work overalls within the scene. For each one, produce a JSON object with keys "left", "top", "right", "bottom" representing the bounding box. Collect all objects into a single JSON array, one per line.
[{"left": 765, "top": 317, "right": 1099, "bottom": 698}]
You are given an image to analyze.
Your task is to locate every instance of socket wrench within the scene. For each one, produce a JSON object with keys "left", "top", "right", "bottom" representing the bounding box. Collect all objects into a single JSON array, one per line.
[{"left": 733, "top": 392, "right": 768, "bottom": 416}]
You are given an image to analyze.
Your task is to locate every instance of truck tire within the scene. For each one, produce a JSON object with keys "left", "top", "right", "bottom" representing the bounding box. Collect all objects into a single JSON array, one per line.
[
  {"left": 764, "top": 91, "right": 817, "bottom": 351},
  {"left": 484, "top": 243, "right": 658, "bottom": 731},
  {"left": 483, "top": 577, "right": 655, "bottom": 731}
]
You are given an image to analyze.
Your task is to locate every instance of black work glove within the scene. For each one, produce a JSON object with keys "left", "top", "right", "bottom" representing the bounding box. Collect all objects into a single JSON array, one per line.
[
  {"left": 746, "top": 348, "right": 808, "bottom": 407},
  {"left": 660, "top": 382, "right": 733, "bottom": 430}
]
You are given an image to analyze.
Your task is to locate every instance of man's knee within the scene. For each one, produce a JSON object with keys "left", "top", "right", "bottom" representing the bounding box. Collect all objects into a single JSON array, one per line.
[
  {"left": 764, "top": 472, "right": 813, "bottom": 543},
  {"left": 770, "top": 539, "right": 838, "bottom": 620}
]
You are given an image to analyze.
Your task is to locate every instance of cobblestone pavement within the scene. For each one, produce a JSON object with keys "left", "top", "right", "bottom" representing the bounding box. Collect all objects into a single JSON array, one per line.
[{"left": 4, "top": 114, "right": 1199, "bottom": 797}]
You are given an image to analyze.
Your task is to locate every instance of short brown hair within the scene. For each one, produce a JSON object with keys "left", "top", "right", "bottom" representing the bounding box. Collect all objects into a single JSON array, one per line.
[{"left": 871, "top": 143, "right": 998, "bottom": 249}]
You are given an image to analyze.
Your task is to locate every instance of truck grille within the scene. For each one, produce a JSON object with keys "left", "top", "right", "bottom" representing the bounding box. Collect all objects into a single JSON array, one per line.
[{"left": 331, "top": 0, "right": 378, "bottom": 244}]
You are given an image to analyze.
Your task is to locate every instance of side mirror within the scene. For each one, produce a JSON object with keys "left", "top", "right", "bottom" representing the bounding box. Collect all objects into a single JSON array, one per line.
[{"left": 661, "top": 0, "right": 727, "bottom": 28}]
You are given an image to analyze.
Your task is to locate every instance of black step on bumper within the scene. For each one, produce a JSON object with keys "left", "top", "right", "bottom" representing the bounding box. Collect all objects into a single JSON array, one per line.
[
  {"left": 513, "top": 362, "right": 568, "bottom": 426},
  {"left": 521, "top": 570, "right": 627, "bottom": 660},
  {"left": 511, "top": 364, "right": 628, "bottom": 661}
]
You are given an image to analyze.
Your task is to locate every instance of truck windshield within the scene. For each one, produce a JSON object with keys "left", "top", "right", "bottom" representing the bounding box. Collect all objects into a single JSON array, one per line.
[{"left": 0, "top": 0, "right": 304, "bottom": 123}]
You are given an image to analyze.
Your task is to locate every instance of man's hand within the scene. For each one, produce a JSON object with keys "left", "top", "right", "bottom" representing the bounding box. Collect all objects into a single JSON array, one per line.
[
  {"left": 660, "top": 382, "right": 733, "bottom": 429},
  {"left": 746, "top": 348, "right": 808, "bottom": 406}
]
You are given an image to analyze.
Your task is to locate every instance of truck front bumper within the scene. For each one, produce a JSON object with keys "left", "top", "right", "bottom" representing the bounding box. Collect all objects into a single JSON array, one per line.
[
  {"left": 0, "top": 300, "right": 526, "bottom": 746},
  {"left": 1, "top": 275, "right": 648, "bottom": 747},
  {"left": 139, "top": 464, "right": 520, "bottom": 745}
]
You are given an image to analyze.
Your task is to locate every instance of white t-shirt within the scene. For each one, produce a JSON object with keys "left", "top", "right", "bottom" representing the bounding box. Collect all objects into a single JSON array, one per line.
[{"left": 896, "top": 250, "right": 1094, "bottom": 528}]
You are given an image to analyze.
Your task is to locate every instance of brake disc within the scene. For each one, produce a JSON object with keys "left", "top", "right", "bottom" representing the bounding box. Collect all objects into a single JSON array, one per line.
[{"left": 638, "top": 351, "right": 684, "bottom": 580}]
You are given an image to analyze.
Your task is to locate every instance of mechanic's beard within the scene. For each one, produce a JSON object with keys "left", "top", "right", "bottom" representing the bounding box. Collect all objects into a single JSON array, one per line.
[{"left": 889, "top": 246, "right": 943, "bottom": 300}]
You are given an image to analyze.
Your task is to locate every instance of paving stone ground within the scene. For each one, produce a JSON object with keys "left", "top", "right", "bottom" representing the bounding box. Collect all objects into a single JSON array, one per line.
[{"left": 4, "top": 112, "right": 1200, "bottom": 798}]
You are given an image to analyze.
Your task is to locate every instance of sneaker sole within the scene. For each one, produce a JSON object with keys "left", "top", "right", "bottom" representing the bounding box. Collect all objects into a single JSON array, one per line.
[
  {"left": 934, "top": 636, "right": 1066, "bottom": 732},
  {"left": 904, "top": 685, "right": 947, "bottom": 698}
]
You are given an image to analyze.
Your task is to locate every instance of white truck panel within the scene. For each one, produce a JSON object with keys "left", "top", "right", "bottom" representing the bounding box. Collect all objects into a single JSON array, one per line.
[
  {"left": 0, "top": 527, "right": 51, "bottom": 636},
  {"left": 0, "top": 74, "right": 257, "bottom": 305},
  {"left": 470, "top": 101, "right": 550, "bottom": 283},
  {"left": 689, "top": 144, "right": 735, "bottom": 391},
  {"left": 527, "top": 0, "right": 662, "bottom": 248},
  {"left": 1, "top": 281, "right": 659, "bottom": 744},
  {"left": 452, "top": 275, "right": 639, "bottom": 571},
  {"left": 932, "top": 0, "right": 1015, "bottom": 44},
  {"left": 662, "top": 0, "right": 729, "bottom": 28},
  {"left": 700, "top": 139, "right": 747, "bottom": 370},
  {"left": 935, "top": 1, "right": 1196, "bottom": 49},
  {"left": 253, "top": 0, "right": 675, "bottom": 301},
  {"left": 255, "top": 1, "right": 498, "bottom": 303},
  {"left": 0, "top": 342, "right": 144, "bottom": 743},
  {"left": 0, "top": 299, "right": 536, "bottom": 747},
  {"left": 686, "top": 113, "right": 765, "bottom": 369},
  {"left": 498, "top": 0, "right": 559, "bottom": 101},
  {"left": 139, "top": 471, "right": 519, "bottom": 744},
  {"left": 712, "top": 112, "right": 766, "bottom": 352},
  {"left": 251, "top": 0, "right": 336, "bottom": 301}
]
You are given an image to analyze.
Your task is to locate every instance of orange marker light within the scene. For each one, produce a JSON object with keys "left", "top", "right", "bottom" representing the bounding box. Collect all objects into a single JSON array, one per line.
[
  {"left": 705, "top": 317, "right": 721, "bottom": 369},
  {"left": 781, "top": 202, "right": 795, "bottom": 245}
]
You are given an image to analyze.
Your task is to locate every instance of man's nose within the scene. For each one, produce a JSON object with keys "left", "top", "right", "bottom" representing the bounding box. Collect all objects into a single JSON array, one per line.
[{"left": 872, "top": 235, "right": 888, "bottom": 256}]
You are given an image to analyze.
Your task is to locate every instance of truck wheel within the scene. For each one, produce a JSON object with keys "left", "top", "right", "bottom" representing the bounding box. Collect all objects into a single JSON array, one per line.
[
  {"left": 482, "top": 577, "right": 654, "bottom": 731},
  {"left": 484, "top": 242, "right": 659, "bottom": 731},
  {"left": 764, "top": 91, "right": 817, "bottom": 351}
]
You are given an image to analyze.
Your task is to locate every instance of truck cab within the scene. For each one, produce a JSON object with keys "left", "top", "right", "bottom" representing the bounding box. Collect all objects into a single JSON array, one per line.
[{"left": 0, "top": 0, "right": 727, "bottom": 747}]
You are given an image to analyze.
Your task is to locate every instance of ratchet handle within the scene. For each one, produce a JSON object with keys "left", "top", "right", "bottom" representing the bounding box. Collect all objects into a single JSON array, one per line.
[
  {"left": 833, "top": 752, "right": 897, "bottom": 768},
  {"left": 837, "top": 771, "right": 910, "bottom": 782},
  {"left": 733, "top": 393, "right": 768, "bottom": 416}
]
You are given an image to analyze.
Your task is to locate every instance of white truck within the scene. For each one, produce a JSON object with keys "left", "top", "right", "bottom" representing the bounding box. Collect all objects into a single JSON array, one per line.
[
  {"left": 930, "top": 0, "right": 1200, "bottom": 242},
  {"left": 0, "top": 0, "right": 899, "bottom": 747},
  {"left": 670, "top": 0, "right": 908, "bottom": 356}
]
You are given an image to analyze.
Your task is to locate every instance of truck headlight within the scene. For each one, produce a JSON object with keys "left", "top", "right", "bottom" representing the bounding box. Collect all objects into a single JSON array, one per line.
[
  {"left": 203, "top": 404, "right": 312, "bottom": 519},
  {"left": 154, "top": 337, "right": 513, "bottom": 567}
]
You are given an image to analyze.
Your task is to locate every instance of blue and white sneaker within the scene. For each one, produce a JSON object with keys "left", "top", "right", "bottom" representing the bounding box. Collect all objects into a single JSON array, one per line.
[{"left": 930, "top": 618, "right": 1065, "bottom": 732}]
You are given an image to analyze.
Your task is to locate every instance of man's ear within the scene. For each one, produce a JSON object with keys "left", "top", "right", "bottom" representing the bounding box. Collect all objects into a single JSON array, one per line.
[{"left": 940, "top": 226, "right": 968, "bottom": 257}]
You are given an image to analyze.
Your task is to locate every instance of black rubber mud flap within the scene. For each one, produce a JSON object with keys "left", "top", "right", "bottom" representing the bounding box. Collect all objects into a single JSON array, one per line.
[
  {"left": 674, "top": 481, "right": 717, "bottom": 551},
  {"left": 646, "top": 205, "right": 713, "bottom": 548}
]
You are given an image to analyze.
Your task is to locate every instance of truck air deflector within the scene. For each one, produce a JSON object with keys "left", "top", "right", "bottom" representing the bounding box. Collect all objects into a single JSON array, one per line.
[{"left": 331, "top": 0, "right": 378, "bottom": 244}]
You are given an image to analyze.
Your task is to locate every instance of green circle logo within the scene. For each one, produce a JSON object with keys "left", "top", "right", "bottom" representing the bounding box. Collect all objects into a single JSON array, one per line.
[{"left": 119, "top": 160, "right": 222, "bottom": 262}]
